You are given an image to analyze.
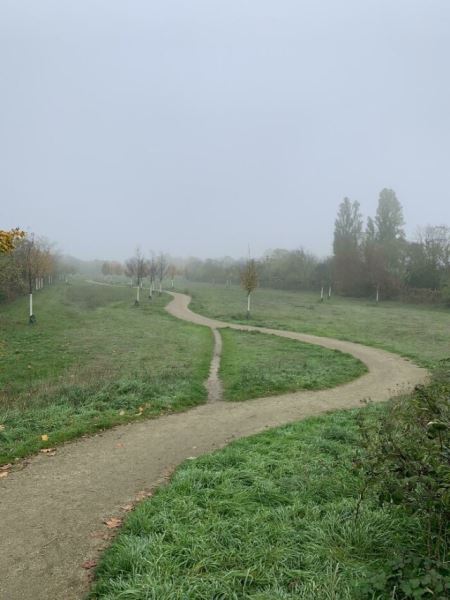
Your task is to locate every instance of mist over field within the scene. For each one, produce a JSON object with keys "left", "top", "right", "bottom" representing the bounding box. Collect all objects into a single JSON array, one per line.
[
  {"left": 2, "top": 0, "right": 450, "bottom": 261},
  {"left": 1, "top": 5, "right": 450, "bottom": 597}
]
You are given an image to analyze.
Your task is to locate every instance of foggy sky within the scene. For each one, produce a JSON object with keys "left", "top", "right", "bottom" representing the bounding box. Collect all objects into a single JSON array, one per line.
[{"left": 1, "top": 1, "right": 450, "bottom": 261}]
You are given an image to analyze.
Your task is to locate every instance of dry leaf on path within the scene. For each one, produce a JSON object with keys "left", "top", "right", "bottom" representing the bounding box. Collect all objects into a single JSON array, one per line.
[
  {"left": 121, "top": 503, "right": 134, "bottom": 512},
  {"left": 135, "top": 489, "right": 154, "bottom": 502},
  {"left": 40, "top": 448, "right": 56, "bottom": 456},
  {"left": 81, "top": 559, "right": 97, "bottom": 570},
  {"left": 115, "top": 442, "right": 125, "bottom": 449},
  {"left": 104, "top": 517, "right": 122, "bottom": 529},
  {"left": 0, "top": 471, "right": 8, "bottom": 479}
]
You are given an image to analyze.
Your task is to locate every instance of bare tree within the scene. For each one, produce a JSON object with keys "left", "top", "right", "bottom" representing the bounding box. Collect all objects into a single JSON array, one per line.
[
  {"left": 125, "top": 247, "right": 147, "bottom": 305},
  {"left": 157, "top": 252, "right": 168, "bottom": 295},
  {"left": 240, "top": 259, "right": 258, "bottom": 319},
  {"left": 15, "top": 234, "right": 41, "bottom": 323},
  {"left": 168, "top": 264, "right": 177, "bottom": 289},
  {"left": 147, "top": 252, "right": 158, "bottom": 299}
]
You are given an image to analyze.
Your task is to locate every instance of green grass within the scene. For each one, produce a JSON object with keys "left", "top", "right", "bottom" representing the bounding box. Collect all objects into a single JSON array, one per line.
[
  {"left": 220, "top": 329, "right": 367, "bottom": 401},
  {"left": 186, "top": 282, "right": 450, "bottom": 369},
  {"left": 91, "top": 405, "right": 424, "bottom": 599},
  {"left": 0, "top": 282, "right": 212, "bottom": 464}
]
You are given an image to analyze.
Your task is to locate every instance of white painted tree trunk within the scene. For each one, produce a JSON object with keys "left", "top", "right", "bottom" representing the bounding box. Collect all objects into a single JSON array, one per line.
[
  {"left": 376, "top": 285, "right": 379, "bottom": 303},
  {"left": 328, "top": 285, "right": 332, "bottom": 298},
  {"left": 320, "top": 286, "right": 324, "bottom": 301},
  {"left": 136, "top": 286, "right": 140, "bottom": 303},
  {"left": 171, "top": 279, "right": 174, "bottom": 289},
  {"left": 247, "top": 293, "right": 251, "bottom": 318},
  {"left": 29, "top": 293, "right": 33, "bottom": 317}
]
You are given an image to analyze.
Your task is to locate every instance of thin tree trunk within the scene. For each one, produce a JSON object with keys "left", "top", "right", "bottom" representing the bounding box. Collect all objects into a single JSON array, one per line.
[
  {"left": 247, "top": 293, "right": 251, "bottom": 319},
  {"left": 328, "top": 285, "right": 332, "bottom": 299},
  {"left": 320, "top": 286, "right": 324, "bottom": 301}
]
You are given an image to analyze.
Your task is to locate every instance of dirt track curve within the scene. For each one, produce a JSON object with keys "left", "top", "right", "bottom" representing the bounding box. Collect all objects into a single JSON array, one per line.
[{"left": 0, "top": 292, "right": 428, "bottom": 600}]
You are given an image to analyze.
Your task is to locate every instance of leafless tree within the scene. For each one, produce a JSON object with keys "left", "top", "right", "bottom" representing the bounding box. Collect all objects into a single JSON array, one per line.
[
  {"left": 147, "top": 252, "right": 158, "bottom": 299},
  {"left": 125, "top": 247, "right": 148, "bottom": 305},
  {"left": 168, "top": 264, "right": 177, "bottom": 289},
  {"left": 157, "top": 252, "right": 168, "bottom": 295}
]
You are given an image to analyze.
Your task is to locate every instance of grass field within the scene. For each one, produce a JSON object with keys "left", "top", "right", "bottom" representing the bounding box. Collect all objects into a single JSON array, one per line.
[
  {"left": 186, "top": 282, "right": 450, "bottom": 369},
  {"left": 0, "top": 282, "right": 212, "bottom": 464},
  {"left": 91, "top": 406, "right": 424, "bottom": 600},
  {"left": 0, "top": 282, "right": 367, "bottom": 463},
  {"left": 220, "top": 328, "right": 366, "bottom": 401},
  {"left": 90, "top": 282, "right": 449, "bottom": 599}
]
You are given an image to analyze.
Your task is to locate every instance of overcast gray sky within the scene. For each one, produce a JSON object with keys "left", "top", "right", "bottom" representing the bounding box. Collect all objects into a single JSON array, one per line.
[{"left": 1, "top": 0, "right": 449, "bottom": 260}]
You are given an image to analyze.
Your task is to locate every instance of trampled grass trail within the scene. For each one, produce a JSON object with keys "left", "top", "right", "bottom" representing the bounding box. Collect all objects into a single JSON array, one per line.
[{"left": 0, "top": 292, "right": 427, "bottom": 600}]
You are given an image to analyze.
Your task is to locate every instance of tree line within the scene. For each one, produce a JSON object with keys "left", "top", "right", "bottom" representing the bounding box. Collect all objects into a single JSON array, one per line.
[
  {"left": 183, "top": 189, "right": 450, "bottom": 305},
  {"left": 0, "top": 229, "right": 76, "bottom": 321}
]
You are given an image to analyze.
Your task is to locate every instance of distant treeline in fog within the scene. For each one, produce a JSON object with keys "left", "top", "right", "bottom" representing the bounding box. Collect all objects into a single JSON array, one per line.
[
  {"left": 2, "top": 189, "right": 449, "bottom": 306},
  {"left": 184, "top": 189, "right": 450, "bottom": 304}
]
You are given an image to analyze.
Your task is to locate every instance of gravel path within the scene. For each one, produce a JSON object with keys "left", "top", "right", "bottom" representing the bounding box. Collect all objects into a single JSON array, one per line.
[{"left": 0, "top": 292, "right": 427, "bottom": 600}]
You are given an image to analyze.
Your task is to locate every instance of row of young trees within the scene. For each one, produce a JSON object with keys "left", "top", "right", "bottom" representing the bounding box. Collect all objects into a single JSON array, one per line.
[
  {"left": 102, "top": 250, "right": 177, "bottom": 305},
  {"left": 0, "top": 230, "right": 72, "bottom": 321}
]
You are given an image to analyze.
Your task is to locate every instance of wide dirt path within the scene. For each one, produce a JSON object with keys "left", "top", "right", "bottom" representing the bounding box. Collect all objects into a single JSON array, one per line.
[{"left": 0, "top": 293, "right": 427, "bottom": 600}]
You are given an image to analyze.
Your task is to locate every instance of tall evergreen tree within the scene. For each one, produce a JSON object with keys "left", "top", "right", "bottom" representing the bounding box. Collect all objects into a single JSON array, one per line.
[
  {"left": 375, "top": 188, "right": 405, "bottom": 243},
  {"left": 333, "top": 198, "right": 364, "bottom": 295}
]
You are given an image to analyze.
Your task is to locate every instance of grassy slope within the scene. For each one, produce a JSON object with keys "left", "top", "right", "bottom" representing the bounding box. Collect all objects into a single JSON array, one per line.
[
  {"left": 220, "top": 328, "right": 367, "bottom": 401},
  {"left": 0, "top": 282, "right": 212, "bottom": 464},
  {"left": 91, "top": 407, "right": 422, "bottom": 600},
  {"left": 187, "top": 282, "right": 450, "bottom": 369}
]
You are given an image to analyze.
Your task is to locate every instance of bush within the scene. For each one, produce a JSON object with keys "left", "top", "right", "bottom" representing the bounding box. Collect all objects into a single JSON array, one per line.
[{"left": 357, "top": 362, "right": 450, "bottom": 597}]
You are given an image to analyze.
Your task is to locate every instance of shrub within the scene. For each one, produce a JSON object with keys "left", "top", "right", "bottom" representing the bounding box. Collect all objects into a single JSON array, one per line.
[{"left": 357, "top": 362, "right": 450, "bottom": 597}]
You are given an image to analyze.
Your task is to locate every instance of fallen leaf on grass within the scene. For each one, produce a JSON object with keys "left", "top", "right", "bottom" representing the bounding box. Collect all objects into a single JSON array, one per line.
[
  {"left": 0, "top": 424, "right": 5, "bottom": 431},
  {"left": 41, "top": 434, "right": 49, "bottom": 442},
  {"left": 119, "top": 410, "right": 125, "bottom": 416},
  {"left": 104, "top": 517, "right": 122, "bottom": 529},
  {"left": 81, "top": 559, "right": 97, "bottom": 570}
]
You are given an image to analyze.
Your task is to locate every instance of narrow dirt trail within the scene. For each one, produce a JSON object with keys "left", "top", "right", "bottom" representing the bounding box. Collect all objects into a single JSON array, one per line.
[{"left": 0, "top": 292, "right": 427, "bottom": 600}]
